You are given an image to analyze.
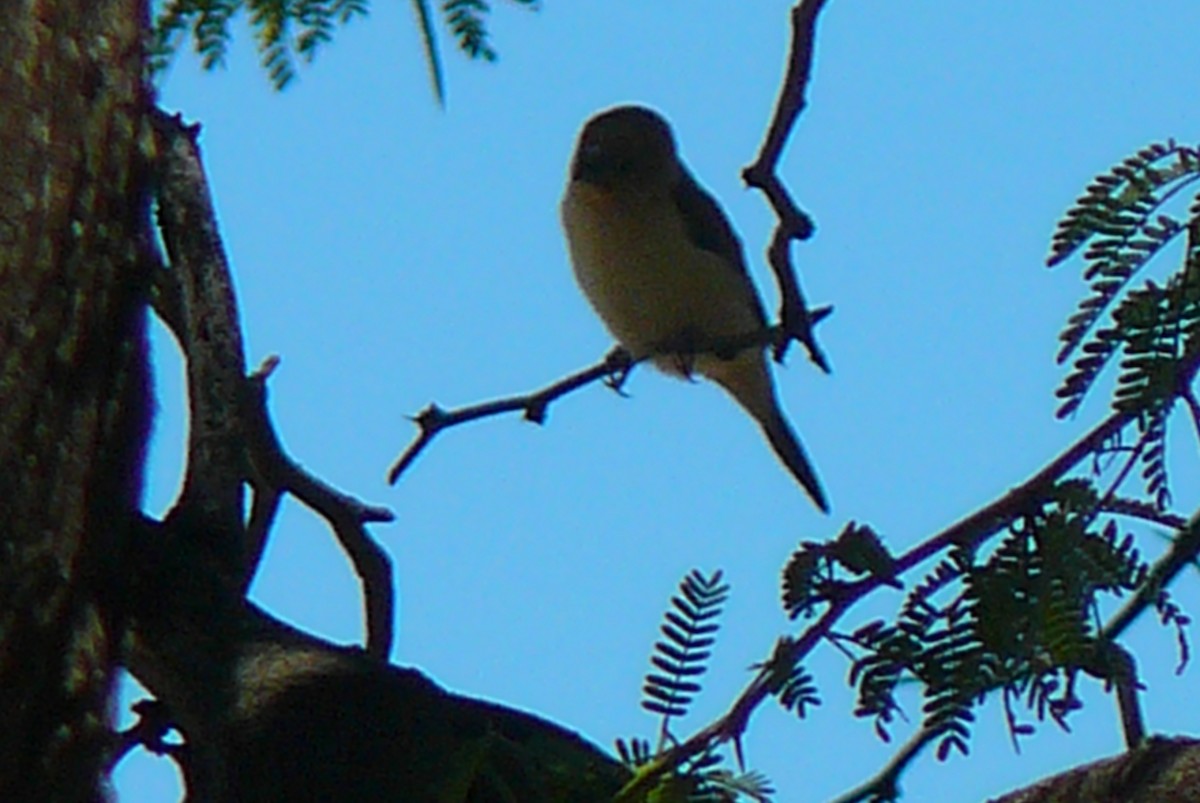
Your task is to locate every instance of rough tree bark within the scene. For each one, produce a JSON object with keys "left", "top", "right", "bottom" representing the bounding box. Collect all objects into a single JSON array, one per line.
[{"left": 0, "top": 1, "right": 152, "bottom": 799}]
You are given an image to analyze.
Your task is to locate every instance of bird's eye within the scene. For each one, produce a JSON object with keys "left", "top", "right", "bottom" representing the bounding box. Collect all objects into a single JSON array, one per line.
[{"left": 610, "top": 156, "right": 635, "bottom": 174}]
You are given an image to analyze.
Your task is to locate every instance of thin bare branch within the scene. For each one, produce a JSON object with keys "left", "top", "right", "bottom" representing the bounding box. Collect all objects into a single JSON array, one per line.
[
  {"left": 242, "top": 358, "right": 396, "bottom": 658},
  {"left": 743, "top": 0, "right": 830, "bottom": 370},
  {"left": 388, "top": 311, "right": 834, "bottom": 484},
  {"left": 389, "top": 348, "right": 629, "bottom": 484}
]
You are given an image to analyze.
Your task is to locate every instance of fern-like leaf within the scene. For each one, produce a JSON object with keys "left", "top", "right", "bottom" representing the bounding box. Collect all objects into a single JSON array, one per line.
[
  {"left": 781, "top": 543, "right": 822, "bottom": 619},
  {"left": 847, "top": 482, "right": 1169, "bottom": 758},
  {"left": 756, "top": 637, "right": 822, "bottom": 720},
  {"left": 781, "top": 524, "right": 896, "bottom": 619},
  {"left": 614, "top": 736, "right": 653, "bottom": 768},
  {"left": 1047, "top": 142, "right": 1200, "bottom": 418},
  {"left": 149, "top": 0, "right": 534, "bottom": 97},
  {"left": 148, "top": 0, "right": 368, "bottom": 90},
  {"left": 777, "top": 667, "right": 821, "bottom": 719},
  {"left": 443, "top": 0, "right": 497, "bottom": 61},
  {"left": 1138, "top": 407, "right": 1170, "bottom": 509},
  {"left": 1155, "top": 590, "right": 1192, "bottom": 674},
  {"left": 642, "top": 570, "right": 729, "bottom": 731},
  {"left": 698, "top": 769, "right": 776, "bottom": 803}
]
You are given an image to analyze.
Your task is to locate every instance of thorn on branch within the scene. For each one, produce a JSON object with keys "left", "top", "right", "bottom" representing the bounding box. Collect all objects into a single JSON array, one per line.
[
  {"left": 108, "top": 699, "right": 186, "bottom": 773},
  {"left": 386, "top": 319, "right": 833, "bottom": 487},
  {"left": 251, "top": 353, "right": 280, "bottom": 380}
]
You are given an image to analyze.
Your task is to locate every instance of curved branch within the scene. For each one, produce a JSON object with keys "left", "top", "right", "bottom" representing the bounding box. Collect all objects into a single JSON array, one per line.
[
  {"left": 153, "top": 109, "right": 247, "bottom": 570},
  {"left": 242, "top": 358, "right": 397, "bottom": 658},
  {"left": 743, "top": 0, "right": 830, "bottom": 370}
]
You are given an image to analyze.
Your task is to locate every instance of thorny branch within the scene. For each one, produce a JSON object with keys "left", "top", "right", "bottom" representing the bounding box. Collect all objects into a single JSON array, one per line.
[
  {"left": 388, "top": 311, "right": 831, "bottom": 484},
  {"left": 744, "top": 0, "right": 831, "bottom": 371},
  {"left": 388, "top": 347, "right": 631, "bottom": 484}
]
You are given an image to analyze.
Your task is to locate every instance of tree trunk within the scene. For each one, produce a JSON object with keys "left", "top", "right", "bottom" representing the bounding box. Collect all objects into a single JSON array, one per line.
[{"left": 0, "top": 1, "right": 151, "bottom": 799}]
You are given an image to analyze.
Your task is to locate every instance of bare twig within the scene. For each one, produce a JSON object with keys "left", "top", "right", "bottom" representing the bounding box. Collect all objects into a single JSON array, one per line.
[
  {"left": 827, "top": 727, "right": 931, "bottom": 803},
  {"left": 388, "top": 347, "right": 631, "bottom": 484},
  {"left": 388, "top": 311, "right": 833, "bottom": 484},
  {"left": 743, "top": 0, "right": 830, "bottom": 371},
  {"left": 242, "top": 357, "right": 397, "bottom": 658}
]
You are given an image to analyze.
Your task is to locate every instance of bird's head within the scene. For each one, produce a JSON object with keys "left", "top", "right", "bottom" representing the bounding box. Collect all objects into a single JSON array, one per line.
[{"left": 570, "top": 105, "right": 679, "bottom": 190}]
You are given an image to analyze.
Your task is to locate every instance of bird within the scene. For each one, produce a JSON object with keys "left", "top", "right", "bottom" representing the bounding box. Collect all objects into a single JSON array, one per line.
[{"left": 560, "top": 104, "right": 829, "bottom": 512}]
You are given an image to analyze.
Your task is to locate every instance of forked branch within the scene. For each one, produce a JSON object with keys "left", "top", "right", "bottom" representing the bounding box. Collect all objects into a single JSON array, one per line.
[{"left": 150, "top": 110, "right": 395, "bottom": 657}]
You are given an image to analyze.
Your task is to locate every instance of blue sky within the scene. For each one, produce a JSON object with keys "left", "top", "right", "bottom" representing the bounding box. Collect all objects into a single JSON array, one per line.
[{"left": 115, "top": 4, "right": 1200, "bottom": 801}]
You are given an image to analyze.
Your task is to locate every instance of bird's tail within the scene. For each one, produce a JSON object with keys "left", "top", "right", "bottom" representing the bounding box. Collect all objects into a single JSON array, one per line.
[
  {"left": 706, "top": 353, "right": 830, "bottom": 513},
  {"left": 759, "top": 407, "right": 829, "bottom": 513}
]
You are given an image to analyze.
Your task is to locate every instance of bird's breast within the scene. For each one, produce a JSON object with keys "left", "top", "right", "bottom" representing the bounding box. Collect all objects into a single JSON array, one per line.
[{"left": 561, "top": 182, "right": 761, "bottom": 367}]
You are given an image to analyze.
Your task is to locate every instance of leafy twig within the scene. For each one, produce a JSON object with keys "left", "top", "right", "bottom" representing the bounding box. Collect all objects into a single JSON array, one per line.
[{"left": 616, "top": 407, "right": 1145, "bottom": 798}]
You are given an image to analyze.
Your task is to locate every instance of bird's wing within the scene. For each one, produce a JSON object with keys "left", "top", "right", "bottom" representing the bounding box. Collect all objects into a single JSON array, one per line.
[{"left": 671, "top": 170, "right": 768, "bottom": 325}]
